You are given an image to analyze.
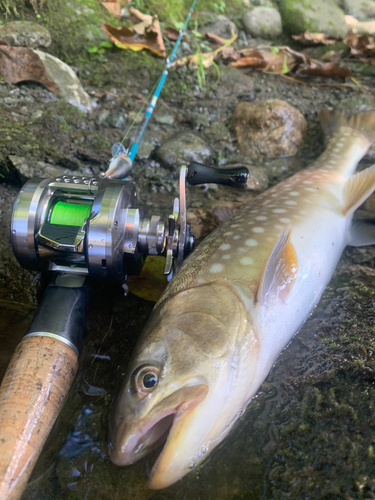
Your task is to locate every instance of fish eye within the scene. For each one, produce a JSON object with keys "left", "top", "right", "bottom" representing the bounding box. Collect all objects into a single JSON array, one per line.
[{"left": 132, "top": 365, "right": 160, "bottom": 395}]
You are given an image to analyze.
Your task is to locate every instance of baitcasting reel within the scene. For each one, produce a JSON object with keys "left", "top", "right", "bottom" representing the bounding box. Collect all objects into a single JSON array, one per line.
[
  {"left": 11, "top": 162, "right": 250, "bottom": 285},
  {"left": 11, "top": 166, "right": 194, "bottom": 285}
]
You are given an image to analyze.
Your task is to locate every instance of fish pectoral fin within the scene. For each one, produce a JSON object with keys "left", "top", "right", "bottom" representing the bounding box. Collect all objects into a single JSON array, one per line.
[
  {"left": 343, "top": 164, "right": 375, "bottom": 215},
  {"left": 348, "top": 220, "right": 375, "bottom": 247},
  {"left": 256, "top": 225, "right": 298, "bottom": 306}
]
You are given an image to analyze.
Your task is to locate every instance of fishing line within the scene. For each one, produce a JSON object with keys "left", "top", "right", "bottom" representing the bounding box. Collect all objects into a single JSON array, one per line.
[{"left": 49, "top": 201, "right": 91, "bottom": 226}]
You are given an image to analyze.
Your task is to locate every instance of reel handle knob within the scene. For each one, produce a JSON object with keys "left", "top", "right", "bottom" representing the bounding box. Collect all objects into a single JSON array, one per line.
[{"left": 187, "top": 162, "right": 249, "bottom": 190}]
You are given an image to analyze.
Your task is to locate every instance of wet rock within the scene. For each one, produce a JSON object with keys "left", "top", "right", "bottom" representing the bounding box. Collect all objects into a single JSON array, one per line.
[
  {"left": 0, "top": 21, "right": 51, "bottom": 48},
  {"left": 33, "top": 50, "right": 92, "bottom": 113},
  {"left": 96, "top": 109, "right": 110, "bottom": 126},
  {"left": 137, "top": 137, "right": 160, "bottom": 159},
  {"left": 107, "top": 111, "right": 127, "bottom": 129},
  {"left": 204, "top": 121, "right": 231, "bottom": 143},
  {"left": 154, "top": 114, "right": 175, "bottom": 125},
  {"left": 209, "top": 65, "right": 254, "bottom": 98},
  {"left": 232, "top": 99, "right": 307, "bottom": 158},
  {"left": 155, "top": 131, "right": 212, "bottom": 169},
  {"left": 128, "top": 110, "right": 143, "bottom": 124},
  {"left": 8, "top": 155, "right": 69, "bottom": 182},
  {"left": 199, "top": 15, "right": 238, "bottom": 39},
  {"left": 242, "top": 7, "right": 283, "bottom": 39},
  {"left": 279, "top": 0, "right": 347, "bottom": 37},
  {"left": 343, "top": 0, "right": 375, "bottom": 21}
]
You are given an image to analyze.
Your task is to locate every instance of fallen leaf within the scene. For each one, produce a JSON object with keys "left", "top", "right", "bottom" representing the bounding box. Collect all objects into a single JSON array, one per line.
[
  {"left": 344, "top": 30, "right": 375, "bottom": 57},
  {"left": 102, "top": 8, "right": 165, "bottom": 56},
  {"left": 0, "top": 46, "right": 58, "bottom": 91},
  {"left": 298, "top": 62, "right": 352, "bottom": 78},
  {"left": 100, "top": 0, "right": 122, "bottom": 18},
  {"left": 205, "top": 32, "right": 226, "bottom": 45},
  {"left": 0, "top": 41, "right": 8, "bottom": 46},
  {"left": 293, "top": 31, "right": 339, "bottom": 45},
  {"left": 127, "top": 256, "right": 168, "bottom": 302},
  {"left": 164, "top": 27, "right": 188, "bottom": 42},
  {"left": 230, "top": 48, "right": 299, "bottom": 74},
  {"left": 174, "top": 29, "right": 237, "bottom": 69},
  {"left": 345, "top": 15, "right": 375, "bottom": 35},
  {"left": 221, "top": 46, "right": 239, "bottom": 60}
]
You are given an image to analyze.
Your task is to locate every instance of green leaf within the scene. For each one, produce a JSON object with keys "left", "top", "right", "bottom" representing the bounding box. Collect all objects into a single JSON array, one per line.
[
  {"left": 282, "top": 54, "right": 288, "bottom": 74},
  {"left": 99, "top": 41, "right": 113, "bottom": 49},
  {"left": 192, "top": 30, "right": 203, "bottom": 38},
  {"left": 87, "top": 46, "right": 99, "bottom": 54},
  {"left": 271, "top": 46, "right": 279, "bottom": 54}
]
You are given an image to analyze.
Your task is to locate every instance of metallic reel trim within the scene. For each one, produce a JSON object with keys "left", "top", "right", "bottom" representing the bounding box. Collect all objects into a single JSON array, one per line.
[{"left": 23, "top": 331, "right": 79, "bottom": 357}]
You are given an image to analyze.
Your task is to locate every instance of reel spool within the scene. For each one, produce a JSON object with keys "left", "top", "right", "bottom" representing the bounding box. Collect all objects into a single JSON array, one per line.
[{"left": 11, "top": 172, "right": 194, "bottom": 284}]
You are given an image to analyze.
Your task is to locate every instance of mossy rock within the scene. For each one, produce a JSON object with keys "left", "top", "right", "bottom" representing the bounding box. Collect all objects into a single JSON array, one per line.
[{"left": 279, "top": 0, "right": 348, "bottom": 37}]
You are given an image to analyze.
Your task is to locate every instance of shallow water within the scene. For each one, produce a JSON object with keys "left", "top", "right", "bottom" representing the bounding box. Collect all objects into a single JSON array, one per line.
[{"left": 0, "top": 171, "right": 372, "bottom": 500}]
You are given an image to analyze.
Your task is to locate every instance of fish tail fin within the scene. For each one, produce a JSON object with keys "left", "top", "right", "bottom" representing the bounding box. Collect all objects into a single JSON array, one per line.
[{"left": 319, "top": 109, "right": 375, "bottom": 144}]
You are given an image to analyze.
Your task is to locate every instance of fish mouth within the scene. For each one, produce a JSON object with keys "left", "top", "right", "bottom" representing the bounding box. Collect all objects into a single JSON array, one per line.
[{"left": 109, "top": 384, "right": 208, "bottom": 470}]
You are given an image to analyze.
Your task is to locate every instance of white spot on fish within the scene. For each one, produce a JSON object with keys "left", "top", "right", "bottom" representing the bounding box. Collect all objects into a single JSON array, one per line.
[
  {"left": 222, "top": 254, "right": 231, "bottom": 260},
  {"left": 290, "top": 191, "right": 299, "bottom": 196},
  {"left": 240, "top": 257, "right": 253, "bottom": 265},
  {"left": 285, "top": 200, "right": 297, "bottom": 205},
  {"left": 224, "top": 231, "right": 233, "bottom": 236},
  {"left": 246, "top": 238, "right": 258, "bottom": 246},
  {"left": 303, "top": 181, "right": 313, "bottom": 184},
  {"left": 255, "top": 216, "right": 267, "bottom": 221},
  {"left": 210, "top": 263, "right": 223, "bottom": 273},
  {"left": 305, "top": 187, "right": 315, "bottom": 192},
  {"left": 272, "top": 208, "right": 286, "bottom": 213},
  {"left": 280, "top": 218, "right": 291, "bottom": 223},
  {"left": 220, "top": 243, "right": 231, "bottom": 251},
  {"left": 237, "top": 247, "right": 247, "bottom": 253},
  {"left": 252, "top": 227, "right": 264, "bottom": 233},
  {"left": 231, "top": 224, "right": 239, "bottom": 228},
  {"left": 233, "top": 235, "right": 241, "bottom": 240},
  {"left": 274, "top": 224, "right": 283, "bottom": 229}
]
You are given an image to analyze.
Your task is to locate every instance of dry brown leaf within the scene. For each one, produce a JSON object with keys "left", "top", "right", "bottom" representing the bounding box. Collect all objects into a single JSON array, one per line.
[
  {"left": 100, "top": 0, "right": 122, "bottom": 18},
  {"left": 129, "top": 7, "right": 165, "bottom": 54},
  {"left": 0, "top": 46, "right": 58, "bottom": 91},
  {"left": 345, "top": 15, "right": 375, "bottom": 35},
  {"left": 230, "top": 48, "right": 298, "bottom": 74},
  {"left": 221, "top": 46, "right": 239, "bottom": 60},
  {"left": 292, "top": 31, "right": 339, "bottom": 46},
  {"left": 164, "top": 27, "right": 187, "bottom": 42},
  {"left": 298, "top": 62, "right": 352, "bottom": 78},
  {"left": 174, "top": 30, "right": 237, "bottom": 69},
  {"left": 205, "top": 32, "right": 226, "bottom": 45},
  {"left": 102, "top": 17, "right": 165, "bottom": 57},
  {"left": 344, "top": 30, "right": 375, "bottom": 57}
]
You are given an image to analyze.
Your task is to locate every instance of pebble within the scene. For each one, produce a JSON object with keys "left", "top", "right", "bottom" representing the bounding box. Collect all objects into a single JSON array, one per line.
[
  {"left": 0, "top": 21, "right": 51, "bottom": 48},
  {"left": 242, "top": 7, "right": 283, "bottom": 39}
]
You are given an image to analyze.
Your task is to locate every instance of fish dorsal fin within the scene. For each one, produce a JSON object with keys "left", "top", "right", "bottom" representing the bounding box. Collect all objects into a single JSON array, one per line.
[
  {"left": 213, "top": 205, "right": 238, "bottom": 223},
  {"left": 256, "top": 225, "right": 298, "bottom": 306},
  {"left": 343, "top": 164, "right": 375, "bottom": 215},
  {"left": 348, "top": 220, "right": 375, "bottom": 247}
]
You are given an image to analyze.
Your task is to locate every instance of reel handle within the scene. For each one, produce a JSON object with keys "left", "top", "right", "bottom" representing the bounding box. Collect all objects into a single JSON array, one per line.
[
  {"left": 187, "top": 162, "right": 249, "bottom": 190},
  {"left": 0, "top": 336, "right": 78, "bottom": 500}
]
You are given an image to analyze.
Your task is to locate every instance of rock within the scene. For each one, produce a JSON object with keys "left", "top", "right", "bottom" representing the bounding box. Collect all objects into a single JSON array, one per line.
[
  {"left": 204, "top": 121, "right": 231, "bottom": 143},
  {"left": 154, "top": 114, "right": 175, "bottom": 125},
  {"left": 137, "top": 137, "right": 159, "bottom": 159},
  {"left": 96, "top": 109, "right": 110, "bottom": 126},
  {"left": 107, "top": 111, "right": 127, "bottom": 129},
  {"left": 208, "top": 65, "right": 254, "bottom": 97},
  {"left": 279, "top": 0, "right": 347, "bottom": 37},
  {"left": 128, "top": 111, "right": 143, "bottom": 124},
  {"left": 0, "top": 21, "right": 51, "bottom": 48},
  {"left": 33, "top": 50, "right": 92, "bottom": 113},
  {"left": 8, "top": 156, "right": 69, "bottom": 182},
  {"left": 343, "top": 0, "right": 375, "bottom": 21},
  {"left": 155, "top": 131, "right": 212, "bottom": 169},
  {"left": 232, "top": 99, "right": 307, "bottom": 158},
  {"left": 199, "top": 15, "right": 237, "bottom": 39},
  {"left": 242, "top": 7, "right": 283, "bottom": 39}
]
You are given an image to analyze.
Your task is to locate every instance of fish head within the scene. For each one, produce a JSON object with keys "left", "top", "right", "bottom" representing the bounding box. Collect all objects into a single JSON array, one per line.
[{"left": 109, "top": 283, "right": 256, "bottom": 489}]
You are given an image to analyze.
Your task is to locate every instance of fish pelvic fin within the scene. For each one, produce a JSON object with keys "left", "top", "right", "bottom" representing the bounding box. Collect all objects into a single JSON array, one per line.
[
  {"left": 255, "top": 225, "right": 298, "bottom": 307},
  {"left": 343, "top": 164, "right": 375, "bottom": 215},
  {"left": 319, "top": 109, "right": 375, "bottom": 144}
]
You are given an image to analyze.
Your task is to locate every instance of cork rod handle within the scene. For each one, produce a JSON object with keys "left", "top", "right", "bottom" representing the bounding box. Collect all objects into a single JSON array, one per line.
[{"left": 0, "top": 336, "right": 78, "bottom": 500}]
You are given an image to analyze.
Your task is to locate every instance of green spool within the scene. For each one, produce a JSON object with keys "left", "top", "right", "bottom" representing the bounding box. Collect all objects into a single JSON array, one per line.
[{"left": 50, "top": 201, "right": 91, "bottom": 226}]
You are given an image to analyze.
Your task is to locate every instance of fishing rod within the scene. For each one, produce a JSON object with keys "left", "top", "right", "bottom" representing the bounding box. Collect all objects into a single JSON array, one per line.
[
  {"left": 0, "top": 2, "right": 251, "bottom": 498},
  {"left": 106, "top": 0, "right": 197, "bottom": 180}
]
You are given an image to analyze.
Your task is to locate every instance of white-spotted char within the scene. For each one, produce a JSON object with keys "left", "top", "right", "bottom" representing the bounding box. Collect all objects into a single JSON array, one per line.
[{"left": 109, "top": 110, "right": 375, "bottom": 489}]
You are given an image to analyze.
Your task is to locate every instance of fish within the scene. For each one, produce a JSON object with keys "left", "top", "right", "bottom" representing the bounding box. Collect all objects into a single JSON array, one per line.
[{"left": 108, "top": 110, "right": 375, "bottom": 489}]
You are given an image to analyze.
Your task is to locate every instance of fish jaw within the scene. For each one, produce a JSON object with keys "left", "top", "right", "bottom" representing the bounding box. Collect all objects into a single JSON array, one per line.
[{"left": 109, "top": 383, "right": 208, "bottom": 467}]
